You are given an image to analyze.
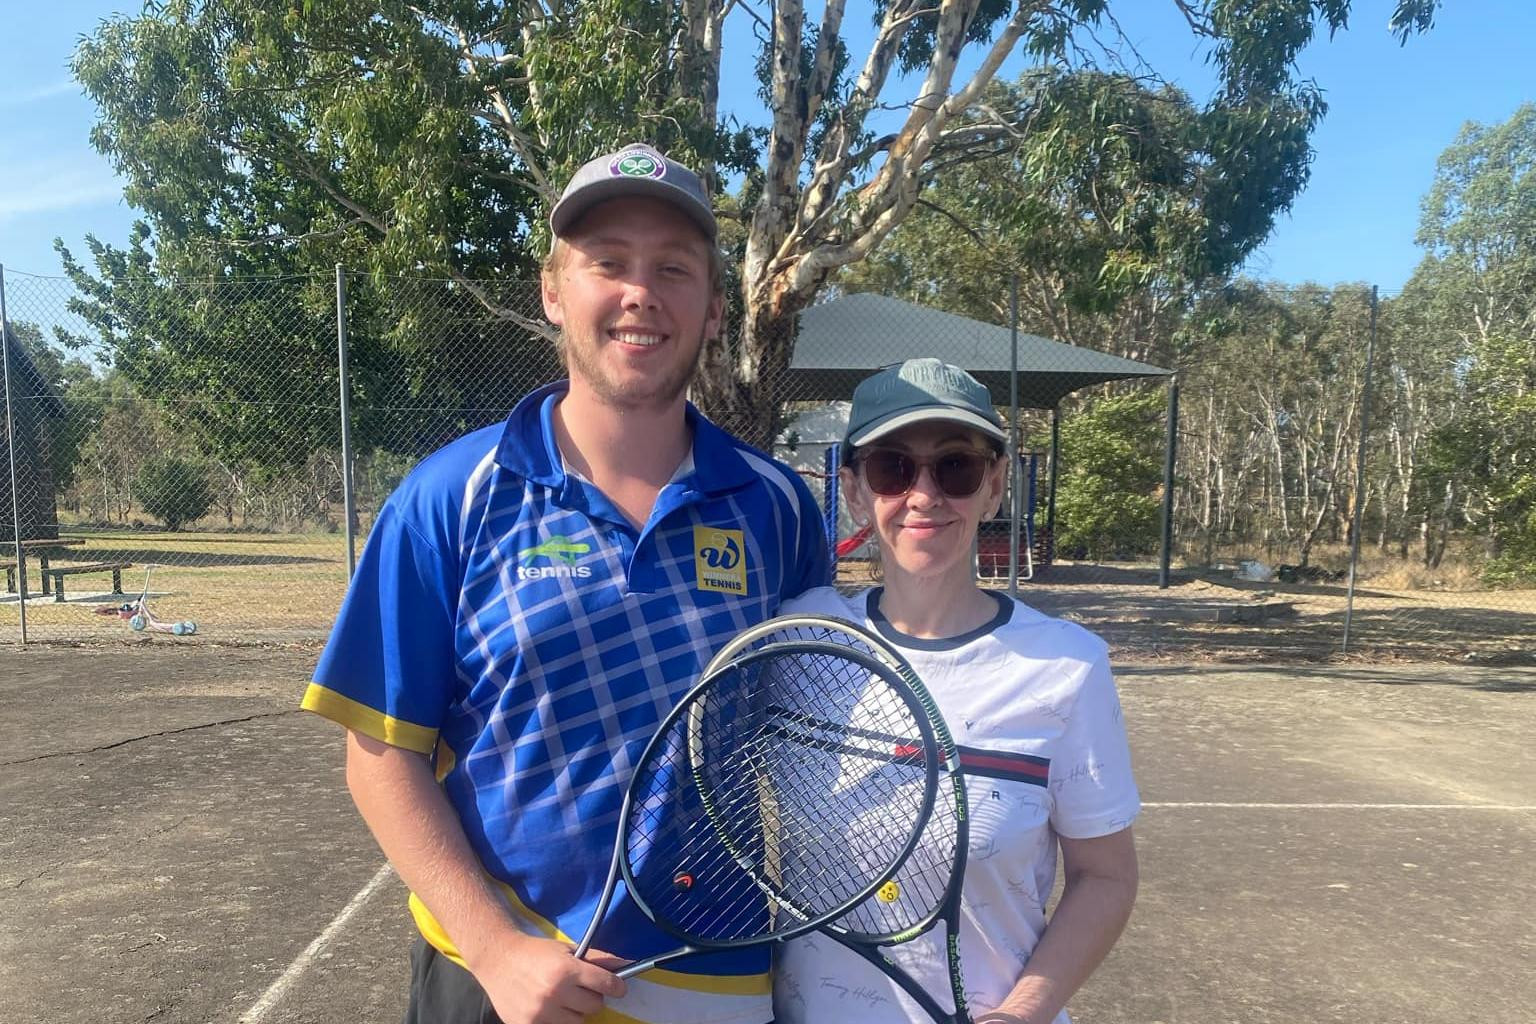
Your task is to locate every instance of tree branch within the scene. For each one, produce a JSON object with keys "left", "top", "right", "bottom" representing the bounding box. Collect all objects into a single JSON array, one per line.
[
  {"left": 448, "top": 270, "right": 559, "bottom": 340},
  {"left": 786, "top": 0, "right": 1041, "bottom": 294},
  {"left": 438, "top": 10, "right": 556, "bottom": 207}
]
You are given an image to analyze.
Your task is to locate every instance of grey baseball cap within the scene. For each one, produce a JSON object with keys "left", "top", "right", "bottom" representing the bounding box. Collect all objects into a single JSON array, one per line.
[
  {"left": 842, "top": 358, "right": 1007, "bottom": 461},
  {"left": 549, "top": 143, "right": 717, "bottom": 241}
]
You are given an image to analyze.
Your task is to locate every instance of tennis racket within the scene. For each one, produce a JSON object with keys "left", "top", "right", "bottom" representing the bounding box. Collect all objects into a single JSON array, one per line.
[
  {"left": 571, "top": 614, "right": 950, "bottom": 979},
  {"left": 713, "top": 615, "right": 974, "bottom": 1024}
]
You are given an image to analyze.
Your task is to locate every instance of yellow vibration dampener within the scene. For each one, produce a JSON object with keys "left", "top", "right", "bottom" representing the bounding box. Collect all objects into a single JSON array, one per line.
[{"left": 877, "top": 881, "right": 901, "bottom": 903}]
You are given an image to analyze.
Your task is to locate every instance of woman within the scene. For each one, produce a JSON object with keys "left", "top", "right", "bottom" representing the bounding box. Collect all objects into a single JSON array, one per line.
[{"left": 773, "top": 358, "right": 1140, "bottom": 1024}]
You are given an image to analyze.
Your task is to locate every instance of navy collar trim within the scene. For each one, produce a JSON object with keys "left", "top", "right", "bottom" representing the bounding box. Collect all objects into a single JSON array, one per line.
[
  {"left": 865, "top": 587, "right": 1013, "bottom": 651},
  {"left": 495, "top": 380, "right": 760, "bottom": 495}
]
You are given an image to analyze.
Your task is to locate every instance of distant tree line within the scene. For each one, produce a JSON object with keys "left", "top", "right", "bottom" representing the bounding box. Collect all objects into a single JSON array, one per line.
[{"left": 23, "top": 2, "right": 1531, "bottom": 584}]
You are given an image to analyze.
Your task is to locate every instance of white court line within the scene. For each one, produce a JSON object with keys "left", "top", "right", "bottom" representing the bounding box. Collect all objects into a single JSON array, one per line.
[
  {"left": 1145, "top": 802, "right": 1536, "bottom": 810},
  {"left": 238, "top": 862, "right": 395, "bottom": 1024}
]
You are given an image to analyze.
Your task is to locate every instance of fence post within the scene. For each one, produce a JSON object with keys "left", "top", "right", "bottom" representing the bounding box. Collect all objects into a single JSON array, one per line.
[
  {"left": 1, "top": 264, "right": 27, "bottom": 644},
  {"left": 1342, "top": 285, "right": 1379, "bottom": 653},
  {"left": 1159, "top": 377, "right": 1180, "bottom": 589},
  {"left": 335, "top": 264, "right": 358, "bottom": 578},
  {"left": 1047, "top": 407, "right": 1060, "bottom": 556},
  {"left": 1008, "top": 273, "right": 1020, "bottom": 597}
]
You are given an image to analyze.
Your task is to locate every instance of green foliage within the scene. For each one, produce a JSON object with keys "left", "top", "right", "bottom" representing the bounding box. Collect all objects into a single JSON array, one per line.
[
  {"left": 1408, "top": 103, "right": 1536, "bottom": 582},
  {"left": 1047, "top": 390, "right": 1165, "bottom": 561},
  {"left": 50, "top": 0, "right": 1451, "bottom": 548},
  {"left": 56, "top": 228, "right": 344, "bottom": 472},
  {"left": 839, "top": 67, "right": 1323, "bottom": 365},
  {"left": 72, "top": 1, "right": 530, "bottom": 280},
  {"left": 136, "top": 455, "right": 215, "bottom": 530},
  {"left": 1173, "top": 280, "right": 1379, "bottom": 565}
]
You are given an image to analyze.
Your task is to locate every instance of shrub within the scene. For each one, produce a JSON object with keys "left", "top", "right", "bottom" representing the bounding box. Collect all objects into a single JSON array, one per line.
[
  {"left": 1047, "top": 390, "right": 1165, "bottom": 561},
  {"left": 136, "top": 456, "right": 214, "bottom": 531}
]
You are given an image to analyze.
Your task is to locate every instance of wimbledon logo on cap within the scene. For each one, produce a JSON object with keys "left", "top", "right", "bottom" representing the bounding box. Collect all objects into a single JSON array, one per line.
[
  {"left": 611, "top": 149, "right": 667, "bottom": 180},
  {"left": 516, "top": 536, "right": 594, "bottom": 580}
]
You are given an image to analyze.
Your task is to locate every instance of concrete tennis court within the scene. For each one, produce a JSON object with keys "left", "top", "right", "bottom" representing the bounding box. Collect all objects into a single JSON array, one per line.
[{"left": 2, "top": 644, "right": 1532, "bottom": 1024}]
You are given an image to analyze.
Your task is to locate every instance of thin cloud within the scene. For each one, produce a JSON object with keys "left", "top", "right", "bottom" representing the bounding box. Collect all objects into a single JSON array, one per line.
[
  {"left": 0, "top": 79, "right": 81, "bottom": 107},
  {"left": 0, "top": 169, "right": 124, "bottom": 222}
]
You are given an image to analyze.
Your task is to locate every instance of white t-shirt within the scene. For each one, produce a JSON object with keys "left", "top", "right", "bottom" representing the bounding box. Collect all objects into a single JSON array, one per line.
[{"left": 771, "top": 586, "right": 1140, "bottom": 1024}]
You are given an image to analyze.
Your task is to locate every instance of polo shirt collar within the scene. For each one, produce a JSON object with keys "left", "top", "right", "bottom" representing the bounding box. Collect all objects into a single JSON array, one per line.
[{"left": 495, "top": 380, "right": 760, "bottom": 496}]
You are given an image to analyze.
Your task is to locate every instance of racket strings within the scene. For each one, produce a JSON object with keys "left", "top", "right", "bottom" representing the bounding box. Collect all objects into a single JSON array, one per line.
[
  {"left": 834, "top": 787, "right": 962, "bottom": 938},
  {"left": 622, "top": 648, "right": 935, "bottom": 945},
  {"left": 743, "top": 648, "right": 965, "bottom": 941}
]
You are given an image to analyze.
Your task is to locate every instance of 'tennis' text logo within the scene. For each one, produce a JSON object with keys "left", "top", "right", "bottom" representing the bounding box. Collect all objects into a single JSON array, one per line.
[{"left": 516, "top": 536, "right": 594, "bottom": 580}]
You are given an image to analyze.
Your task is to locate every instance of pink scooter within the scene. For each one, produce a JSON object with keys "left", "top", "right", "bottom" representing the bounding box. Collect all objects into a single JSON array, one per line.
[{"left": 97, "top": 565, "right": 198, "bottom": 635}]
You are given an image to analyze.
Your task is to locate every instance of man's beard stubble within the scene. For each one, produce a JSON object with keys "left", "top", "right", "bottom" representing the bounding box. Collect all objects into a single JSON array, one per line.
[{"left": 557, "top": 328, "right": 703, "bottom": 411}]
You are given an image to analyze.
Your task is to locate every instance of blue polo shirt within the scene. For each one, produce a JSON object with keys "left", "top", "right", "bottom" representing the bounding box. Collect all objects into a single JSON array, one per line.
[{"left": 304, "top": 382, "right": 829, "bottom": 1024}]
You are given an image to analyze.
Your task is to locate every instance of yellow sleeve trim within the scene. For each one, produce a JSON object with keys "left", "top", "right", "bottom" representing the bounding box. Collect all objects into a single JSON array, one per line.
[
  {"left": 409, "top": 889, "right": 771, "bottom": 997},
  {"left": 300, "top": 683, "right": 438, "bottom": 755}
]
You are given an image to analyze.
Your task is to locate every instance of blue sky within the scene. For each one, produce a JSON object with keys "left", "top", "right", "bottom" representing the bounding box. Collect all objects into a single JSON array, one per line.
[{"left": 2, "top": 1, "right": 1532, "bottom": 295}]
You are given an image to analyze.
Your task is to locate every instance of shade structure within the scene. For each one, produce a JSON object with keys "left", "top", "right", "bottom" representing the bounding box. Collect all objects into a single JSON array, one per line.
[{"left": 787, "top": 293, "right": 1170, "bottom": 407}]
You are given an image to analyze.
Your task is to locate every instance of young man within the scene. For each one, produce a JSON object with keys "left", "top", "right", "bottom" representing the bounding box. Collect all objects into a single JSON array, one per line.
[{"left": 303, "top": 143, "right": 830, "bottom": 1024}]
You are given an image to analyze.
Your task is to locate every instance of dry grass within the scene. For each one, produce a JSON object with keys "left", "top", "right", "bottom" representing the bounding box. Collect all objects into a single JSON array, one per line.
[
  {"left": 5, "top": 531, "right": 1533, "bottom": 663},
  {"left": 994, "top": 559, "right": 1536, "bottom": 665},
  {"left": 1, "top": 528, "right": 347, "bottom": 644},
  {"left": 1202, "top": 539, "right": 1508, "bottom": 593}
]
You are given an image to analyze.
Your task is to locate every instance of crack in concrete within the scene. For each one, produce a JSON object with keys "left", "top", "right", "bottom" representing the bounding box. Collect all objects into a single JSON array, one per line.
[
  {"left": 5, "top": 865, "right": 55, "bottom": 890},
  {"left": 122, "top": 933, "right": 168, "bottom": 955},
  {"left": 142, "top": 815, "right": 192, "bottom": 840},
  {"left": 0, "top": 710, "right": 303, "bottom": 767}
]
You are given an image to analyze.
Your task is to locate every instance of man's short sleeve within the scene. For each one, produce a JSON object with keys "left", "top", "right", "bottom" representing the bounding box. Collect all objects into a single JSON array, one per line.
[
  {"left": 302, "top": 500, "right": 458, "bottom": 754},
  {"left": 1050, "top": 649, "right": 1141, "bottom": 840}
]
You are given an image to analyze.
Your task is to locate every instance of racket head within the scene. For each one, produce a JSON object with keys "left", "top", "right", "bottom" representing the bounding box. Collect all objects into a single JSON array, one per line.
[
  {"left": 719, "top": 615, "right": 971, "bottom": 945},
  {"left": 730, "top": 616, "right": 975, "bottom": 1024},
  {"left": 615, "top": 636, "right": 943, "bottom": 951}
]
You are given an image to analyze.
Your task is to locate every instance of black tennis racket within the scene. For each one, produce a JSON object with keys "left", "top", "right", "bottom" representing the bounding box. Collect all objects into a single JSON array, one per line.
[
  {"left": 713, "top": 615, "right": 974, "bottom": 1024},
  {"left": 571, "top": 615, "right": 949, "bottom": 979}
]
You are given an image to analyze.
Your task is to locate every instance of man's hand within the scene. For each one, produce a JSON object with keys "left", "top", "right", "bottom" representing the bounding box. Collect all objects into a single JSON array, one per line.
[
  {"left": 468, "top": 933, "right": 628, "bottom": 1024},
  {"left": 343, "top": 733, "right": 628, "bottom": 1022}
]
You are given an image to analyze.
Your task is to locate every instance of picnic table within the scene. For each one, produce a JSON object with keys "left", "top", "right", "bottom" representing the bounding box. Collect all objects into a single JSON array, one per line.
[{"left": 3, "top": 538, "right": 88, "bottom": 597}]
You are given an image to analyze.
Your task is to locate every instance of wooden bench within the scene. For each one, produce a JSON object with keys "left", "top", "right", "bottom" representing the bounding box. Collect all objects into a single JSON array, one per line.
[{"left": 46, "top": 562, "right": 134, "bottom": 603}]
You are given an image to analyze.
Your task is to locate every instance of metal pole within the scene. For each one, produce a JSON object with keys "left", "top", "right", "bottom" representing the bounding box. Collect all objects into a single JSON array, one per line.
[
  {"left": 1047, "top": 407, "right": 1061, "bottom": 557},
  {"left": 1159, "top": 378, "right": 1180, "bottom": 589},
  {"left": 1342, "top": 285, "right": 1379, "bottom": 653},
  {"left": 1, "top": 265, "right": 28, "bottom": 643},
  {"left": 335, "top": 264, "right": 358, "bottom": 578},
  {"left": 1008, "top": 274, "right": 1020, "bottom": 597},
  {"left": 825, "top": 442, "right": 841, "bottom": 565}
]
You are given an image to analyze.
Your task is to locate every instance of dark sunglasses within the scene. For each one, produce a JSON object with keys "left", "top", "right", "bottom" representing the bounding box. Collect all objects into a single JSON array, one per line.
[{"left": 855, "top": 448, "right": 997, "bottom": 498}]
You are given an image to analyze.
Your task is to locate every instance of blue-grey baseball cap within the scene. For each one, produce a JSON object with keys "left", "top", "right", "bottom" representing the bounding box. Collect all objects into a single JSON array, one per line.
[
  {"left": 842, "top": 358, "right": 1007, "bottom": 461},
  {"left": 549, "top": 143, "right": 718, "bottom": 241}
]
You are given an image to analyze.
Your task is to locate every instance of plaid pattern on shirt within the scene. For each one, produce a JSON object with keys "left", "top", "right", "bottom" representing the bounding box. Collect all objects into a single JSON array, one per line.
[{"left": 309, "top": 381, "right": 830, "bottom": 996}]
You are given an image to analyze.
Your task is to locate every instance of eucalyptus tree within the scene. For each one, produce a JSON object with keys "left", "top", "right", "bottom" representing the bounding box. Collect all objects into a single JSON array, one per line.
[
  {"left": 63, "top": 0, "right": 1443, "bottom": 448},
  {"left": 1410, "top": 103, "right": 1536, "bottom": 582}
]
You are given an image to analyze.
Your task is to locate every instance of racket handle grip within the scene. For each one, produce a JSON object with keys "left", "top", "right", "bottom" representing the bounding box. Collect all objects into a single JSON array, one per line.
[
  {"left": 570, "top": 946, "right": 647, "bottom": 979},
  {"left": 612, "top": 949, "right": 683, "bottom": 979}
]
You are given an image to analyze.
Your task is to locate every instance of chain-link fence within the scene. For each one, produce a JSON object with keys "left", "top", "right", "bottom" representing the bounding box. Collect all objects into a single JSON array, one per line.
[{"left": 3, "top": 266, "right": 1533, "bottom": 662}]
